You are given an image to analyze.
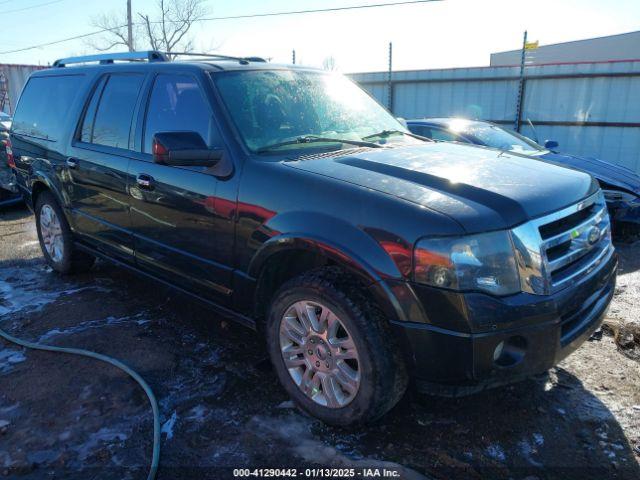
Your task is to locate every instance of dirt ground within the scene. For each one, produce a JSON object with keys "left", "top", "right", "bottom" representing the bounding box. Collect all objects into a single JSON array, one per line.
[{"left": 0, "top": 203, "right": 639, "bottom": 480}]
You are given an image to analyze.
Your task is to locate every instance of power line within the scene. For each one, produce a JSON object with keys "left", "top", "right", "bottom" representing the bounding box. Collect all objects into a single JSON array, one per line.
[
  {"left": 1, "top": 0, "right": 64, "bottom": 15},
  {"left": 197, "top": 0, "right": 442, "bottom": 22},
  {"left": 0, "top": 0, "right": 443, "bottom": 55}
]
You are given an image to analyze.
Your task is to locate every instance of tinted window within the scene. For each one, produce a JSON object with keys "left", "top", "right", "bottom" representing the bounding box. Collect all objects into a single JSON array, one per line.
[
  {"left": 80, "top": 76, "right": 107, "bottom": 143},
  {"left": 144, "top": 74, "right": 213, "bottom": 153},
  {"left": 409, "top": 124, "right": 460, "bottom": 142},
  {"left": 465, "top": 124, "right": 544, "bottom": 154},
  {"left": 12, "top": 75, "right": 84, "bottom": 141},
  {"left": 89, "top": 74, "right": 144, "bottom": 149},
  {"left": 408, "top": 125, "right": 431, "bottom": 137},
  {"left": 429, "top": 128, "right": 460, "bottom": 142}
]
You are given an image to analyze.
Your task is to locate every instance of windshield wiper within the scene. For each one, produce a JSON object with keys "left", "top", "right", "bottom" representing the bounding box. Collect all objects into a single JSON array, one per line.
[
  {"left": 256, "top": 135, "right": 381, "bottom": 153},
  {"left": 362, "top": 129, "right": 434, "bottom": 142}
]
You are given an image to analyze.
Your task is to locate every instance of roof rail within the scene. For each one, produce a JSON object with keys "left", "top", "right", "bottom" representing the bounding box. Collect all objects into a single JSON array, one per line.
[
  {"left": 53, "top": 51, "right": 168, "bottom": 68},
  {"left": 169, "top": 52, "right": 267, "bottom": 64}
]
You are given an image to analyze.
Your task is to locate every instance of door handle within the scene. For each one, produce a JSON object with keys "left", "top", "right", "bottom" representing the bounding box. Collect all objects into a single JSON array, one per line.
[
  {"left": 136, "top": 173, "right": 154, "bottom": 190},
  {"left": 66, "top": 157, "right": 78, "bottom": 169}
]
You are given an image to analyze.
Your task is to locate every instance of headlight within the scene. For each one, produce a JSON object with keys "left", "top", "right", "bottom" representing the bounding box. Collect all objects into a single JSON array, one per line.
[{"left": 414, "top": 231, "right": 520, "bottom": 296}]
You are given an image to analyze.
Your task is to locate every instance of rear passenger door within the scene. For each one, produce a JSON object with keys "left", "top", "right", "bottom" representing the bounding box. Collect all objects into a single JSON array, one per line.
[
  {"left": 66, "top": 72, "right": 146, "bottom": 262},
  {"left": 127, "top": 72, "right": 236, "bottom": 304}
]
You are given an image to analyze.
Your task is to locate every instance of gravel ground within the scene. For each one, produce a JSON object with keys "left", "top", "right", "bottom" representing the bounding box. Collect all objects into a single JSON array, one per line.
[{"left": 0, "top": 204, "right": 639, "bottom": 480}]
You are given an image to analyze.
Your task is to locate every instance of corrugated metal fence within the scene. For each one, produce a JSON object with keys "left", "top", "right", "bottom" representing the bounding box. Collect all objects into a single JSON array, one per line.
[
  {"left": 349, "top": 60, "right": 640, "bottom": 174},
  {"left": 0, "top": 64, "right": 43, "bottom": 115}
]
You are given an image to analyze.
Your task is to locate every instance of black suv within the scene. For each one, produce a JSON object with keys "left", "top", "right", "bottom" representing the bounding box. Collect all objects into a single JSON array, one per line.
[{"left": 9, "top": 51, "right": 616, "bottom": 425}]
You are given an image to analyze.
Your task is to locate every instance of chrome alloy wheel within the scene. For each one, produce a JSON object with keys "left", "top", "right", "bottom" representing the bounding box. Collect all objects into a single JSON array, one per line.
[
  {"left": 279, "top": 300, "right": 361, "bottom": 408},
  {"left": 40, "top": 204, "right": 64, "bottom": 263}
]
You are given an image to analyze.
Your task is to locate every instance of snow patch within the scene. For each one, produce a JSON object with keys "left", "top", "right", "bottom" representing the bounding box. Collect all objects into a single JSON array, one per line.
[
  {"left": 162, "top": 411, "right": 178, "bottom": 441},
  {"left": 37, "top": 313, "right": 149, "bottom": 342},
  {"left": 250, "top": 413, "right": 427, "bottom": 479},
  {"left": 517, "top": 439, "right": 543, "bottom": 467},
  {"left": 486, "top": 444, "right": 506, "bottom": 462},
  {"left": 185, "top": 405, "right": 209, "bottom": 424},
  {"left": 0, "top": 267, "right": 109, "bottom": 318},
  {"left": 74, "top": 427, "right": 128, "bottom": 461},
  {"left": 0, "top": 347, "right": 26, "bottom": 373},
  {"left": 533, "top": 433, "right": 544, "bottom": 446}
]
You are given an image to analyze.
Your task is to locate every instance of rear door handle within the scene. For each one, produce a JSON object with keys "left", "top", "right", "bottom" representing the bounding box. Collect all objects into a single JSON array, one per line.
[
  {"left": 136, "top": 173, "right": 154, "bottom": 190},
  {"left": 66, "top": 157, "right": 78, "bottom": 169}
]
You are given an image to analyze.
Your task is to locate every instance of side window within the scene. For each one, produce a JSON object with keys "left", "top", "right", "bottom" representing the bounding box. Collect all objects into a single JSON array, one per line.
[
  {"left": 12, "top": 75, "right": 84, "bottom": 142},
  {"left": 144, "top": 74, "right": 214, "bottom": 153},
  {"left": 408, "top": 125, "right": 432, "bottom": 138},
  {"left": 86, "top": 74, "right": 144, "bottom": 149},
  {"left": 429, "top": 128, "right": 460, "bottom": 142},
  {"left": 80, "top": 77, "right": 107, "bottom": 143}
]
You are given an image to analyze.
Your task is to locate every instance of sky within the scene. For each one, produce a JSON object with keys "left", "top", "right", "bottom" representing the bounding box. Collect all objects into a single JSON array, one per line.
[{"left": 0, "top": 0, "right": 638, "bottom": 72}]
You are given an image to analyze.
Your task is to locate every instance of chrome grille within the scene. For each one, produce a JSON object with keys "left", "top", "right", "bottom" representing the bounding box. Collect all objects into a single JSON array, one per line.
[{"left": 511, "top": 190, "right": 614, "bottom": 295}]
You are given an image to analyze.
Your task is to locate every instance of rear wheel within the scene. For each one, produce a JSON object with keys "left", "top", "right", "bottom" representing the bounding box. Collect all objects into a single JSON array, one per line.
[
  {"left": 266, "top": 267, "right": 408, "bottom": 425},
  {"left": 35, "top": 192, "right": 95, "bottom": 274}
]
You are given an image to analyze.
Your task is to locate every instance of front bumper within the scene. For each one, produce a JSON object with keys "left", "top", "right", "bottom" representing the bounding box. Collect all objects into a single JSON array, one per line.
[{"left": 390, "top": 248, "right": 617, "bottom": 396}]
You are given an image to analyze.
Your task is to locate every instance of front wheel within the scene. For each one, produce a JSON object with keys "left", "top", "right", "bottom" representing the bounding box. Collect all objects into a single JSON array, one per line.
[
  {"left": 266, "top": 267, "right": 408, "bottom": 425},
  {"left": 35, "top": 191, "right": 95, "bottom": 274}
]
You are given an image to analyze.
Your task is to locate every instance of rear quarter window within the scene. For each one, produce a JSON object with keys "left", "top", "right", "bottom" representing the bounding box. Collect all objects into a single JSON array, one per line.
[{"left": 12, "top": 75, "right": 84, "bottom": 142}]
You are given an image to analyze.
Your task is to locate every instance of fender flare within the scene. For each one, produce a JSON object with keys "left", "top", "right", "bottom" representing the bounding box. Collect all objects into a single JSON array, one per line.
[
  {"left": 248, "top": 211, "right": 409, "bottom": 322},
  {"left": 28, "top": 169, "right": 74, "bottom": 228}
]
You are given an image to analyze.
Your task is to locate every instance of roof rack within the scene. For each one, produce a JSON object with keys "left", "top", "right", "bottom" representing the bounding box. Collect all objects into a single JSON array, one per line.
[
  {"left": 170, "top": 52, "right": 268, "bottom": 64},
  {"left": 53, "top": 51, "right": 168, "bottom": 68},
  {"left": 53, "top": 50, "right": 268, "bottom": 68}
]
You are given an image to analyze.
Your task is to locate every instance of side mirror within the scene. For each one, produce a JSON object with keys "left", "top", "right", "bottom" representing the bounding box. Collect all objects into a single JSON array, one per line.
[
  {"left": 544, "top": 140, "right": 559, "bottom": 150},
  {"left": 152, "top": 131, "right": 223, "bottom": 167}
]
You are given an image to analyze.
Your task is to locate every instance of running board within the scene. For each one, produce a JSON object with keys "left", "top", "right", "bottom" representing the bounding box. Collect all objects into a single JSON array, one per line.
[{"left": 75, "top": 242, "right": 257, "bottom": 331}]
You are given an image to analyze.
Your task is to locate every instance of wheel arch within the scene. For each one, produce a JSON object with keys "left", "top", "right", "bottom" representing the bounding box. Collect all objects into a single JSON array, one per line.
[
  {"left": 30, "top": 174, "right": 67, "bottom": 209},
  {"left": 248, "top": 211, "right": 408, "bottom": 326}
]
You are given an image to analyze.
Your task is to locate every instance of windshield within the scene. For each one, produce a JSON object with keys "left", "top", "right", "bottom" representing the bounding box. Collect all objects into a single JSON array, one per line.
[
  {"left": 455, "top": 121, "right": 545, "bottom": 155},
  {"left": 213, "top": 70, "right": 419, "bottom": 153}
]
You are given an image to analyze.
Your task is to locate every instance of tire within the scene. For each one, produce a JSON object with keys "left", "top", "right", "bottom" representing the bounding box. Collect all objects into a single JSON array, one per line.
[
  {"left": 35, "top": 191, "right": 95, "bottom": 274},
  {"left": 266, "top": 267, "right": 408, "bottom": 425}
]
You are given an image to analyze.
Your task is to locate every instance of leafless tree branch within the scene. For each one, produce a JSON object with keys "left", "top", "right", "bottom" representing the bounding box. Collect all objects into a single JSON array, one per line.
[{"left": 88, "top": 0, "right": 208, "bottom": 56}]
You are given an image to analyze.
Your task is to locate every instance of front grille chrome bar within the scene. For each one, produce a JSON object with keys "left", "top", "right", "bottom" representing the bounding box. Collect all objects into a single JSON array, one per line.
[{"left": 510, "top": 190, "right": 613, "bottom": 295}]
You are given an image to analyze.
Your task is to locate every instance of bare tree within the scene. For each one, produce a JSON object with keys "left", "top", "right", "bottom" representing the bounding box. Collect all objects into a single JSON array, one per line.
[
  {"left": 88, "top": 10, "right": 136, "bottom": 52},
  {"left": 322, "top": 56, "right": 338, "bottom": 71},
  {"left": 87, "top": 0, "right": 208, "bottom": 56}
]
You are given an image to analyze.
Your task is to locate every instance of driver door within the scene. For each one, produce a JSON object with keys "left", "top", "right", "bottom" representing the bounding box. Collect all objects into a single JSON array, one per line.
[{"left": 127, "top": 71, "right": 237, "bottom": 304}]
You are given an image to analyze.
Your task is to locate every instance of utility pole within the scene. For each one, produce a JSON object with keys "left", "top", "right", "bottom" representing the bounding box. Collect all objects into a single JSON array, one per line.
[
  {"left": 292, "top": 49, "right": 296, "bottom": 65},
  {"left": 387, "top": 42, "right": 393, "bottom": 112},
  {"left": 127, "top": 0, "right": 134, "bottom": 51}
]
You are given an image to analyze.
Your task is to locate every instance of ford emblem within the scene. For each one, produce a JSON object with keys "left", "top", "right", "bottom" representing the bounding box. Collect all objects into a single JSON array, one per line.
[{"left": 587, "top": 226, "right": 601, "bottom": 246}]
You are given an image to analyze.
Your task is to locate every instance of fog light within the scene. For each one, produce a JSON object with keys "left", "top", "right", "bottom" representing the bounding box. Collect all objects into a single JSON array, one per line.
[{"left": 493, "top": 336, "right": 527, "bottom": 367}]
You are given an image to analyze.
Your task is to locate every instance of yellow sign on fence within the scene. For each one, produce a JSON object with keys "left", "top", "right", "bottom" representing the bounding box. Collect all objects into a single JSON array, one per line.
[{"left": 525, "top": 40, "right": 539, "bottom": 50}]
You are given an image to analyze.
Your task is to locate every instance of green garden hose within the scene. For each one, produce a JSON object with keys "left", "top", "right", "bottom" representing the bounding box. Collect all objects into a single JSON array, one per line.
[{"left": 0, "top": 327, "right": 161, "bottom": 480}]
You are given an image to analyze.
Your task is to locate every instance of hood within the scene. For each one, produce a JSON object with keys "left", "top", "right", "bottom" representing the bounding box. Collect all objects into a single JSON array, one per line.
[
  {"left": 540, "top": 152, "right": 640, "bottom": 195},
  {"left": 285, "top": 143, "right": 597, "bottom": 232}
]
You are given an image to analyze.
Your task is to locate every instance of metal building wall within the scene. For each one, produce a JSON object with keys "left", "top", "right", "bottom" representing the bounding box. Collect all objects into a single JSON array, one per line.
[
  {"left": 0, "top": 64, "right": 43, "bottom": 115},
  {"left": 490, "top": 31, "right": 640, "bottom": 66},
  {"left": 349, "top": 60, "right": 640, "bottom": 174}
]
